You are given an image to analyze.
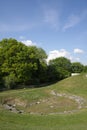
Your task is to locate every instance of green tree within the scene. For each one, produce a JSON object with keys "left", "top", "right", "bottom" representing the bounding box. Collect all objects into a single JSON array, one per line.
[
  {"left": 27, "top": 46, "right": 47, "bottom": 84},
  {"left": 0, "top": 38, "right": 48, "bottom": 89},
  {"left": 0, "top": 69, "right": 4, "bottom": 90},
  {"left": 4, "top": 73, "right": 17, "bottom": 89},
  {"left": 83, "top": 65, "right": 87, "bottom": 72},
  {"left": 71, "top": 62, "right": 84, "bottom": 73},
  {"left": 48, "top": 57, "right": 71, "bottom": 81}
]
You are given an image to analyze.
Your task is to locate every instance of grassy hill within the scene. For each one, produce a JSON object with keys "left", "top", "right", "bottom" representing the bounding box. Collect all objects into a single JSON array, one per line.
[{"left": 0, "top": 73, "right": 87, "bottom": 130}]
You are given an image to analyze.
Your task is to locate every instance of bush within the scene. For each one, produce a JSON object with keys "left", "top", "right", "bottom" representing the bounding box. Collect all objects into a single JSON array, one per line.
[{"left": 3, "top": 73, "right": 17, "bottom": 89}]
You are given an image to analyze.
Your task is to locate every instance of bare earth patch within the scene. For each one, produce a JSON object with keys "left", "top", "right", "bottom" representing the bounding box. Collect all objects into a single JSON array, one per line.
[{"left": 2, "top": 91, "right": 87, "bottom": 115}]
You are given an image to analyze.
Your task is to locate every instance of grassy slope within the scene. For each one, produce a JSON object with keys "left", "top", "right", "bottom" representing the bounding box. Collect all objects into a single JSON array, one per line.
[
  {"left": 55, "top": 73, "right": 87, "bottom": 95},
  {"left": 0, "top": 73, "right": 87, "bottom": 130}
]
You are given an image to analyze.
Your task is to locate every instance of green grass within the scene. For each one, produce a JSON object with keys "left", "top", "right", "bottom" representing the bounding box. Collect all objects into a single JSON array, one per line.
[
  {"left": 0, "top": 109, "right": 87, "bottom": 130},
  {"left": 0, "top": 73, "right": 87, "bottom": 130},
  {"left": 51, "top": 74, "right": 87, "bottom": 96}
]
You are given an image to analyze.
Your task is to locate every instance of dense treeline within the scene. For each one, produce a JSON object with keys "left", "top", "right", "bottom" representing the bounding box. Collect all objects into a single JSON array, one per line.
[{"left": 0, "top": 38, "right": 87, "bottom": 90}]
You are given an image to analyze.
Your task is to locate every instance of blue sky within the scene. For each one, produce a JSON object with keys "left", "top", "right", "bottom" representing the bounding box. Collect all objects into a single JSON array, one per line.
[{"left": 0, "top": 0, "right": 87, "bottom": 64}]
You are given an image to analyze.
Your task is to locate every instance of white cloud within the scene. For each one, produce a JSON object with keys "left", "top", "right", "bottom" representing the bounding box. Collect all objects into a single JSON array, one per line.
[
  {"left": 63, "top": 10, "right": 87, "bottom": 31},
  {"left": 47, "top": 49, "right": 72, "bottom": 62},
  {"left": 46, "top": 49, "right": 85, "bottom": 64},
  {"left": 74, "top": 48, "right": 84, "bottom": 54},
  {"left": 19, "top": 36, "right": 26, "bottom": 40},
  {"left": 63, "top": 14, "right": 80, "bottom": 31},
  {"left": 22, "top": 40, "right": 36, "bottom": 46},
  {"left": 71, "top": 57, "right": 80, "bottom": 63},
  {"left": 43, "top": 8, "right": 60, "bottom": 28},
  {"left": 75, "top": 57, "right": 80, "bottom": 61}
]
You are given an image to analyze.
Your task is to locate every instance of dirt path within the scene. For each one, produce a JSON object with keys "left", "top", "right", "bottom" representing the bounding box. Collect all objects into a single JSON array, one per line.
[
  {"left": 50, "top": 90, "right": 87, "bottom": 113},
  {"left": 2, "top": 91, "right": 87, "bottom": 115}
]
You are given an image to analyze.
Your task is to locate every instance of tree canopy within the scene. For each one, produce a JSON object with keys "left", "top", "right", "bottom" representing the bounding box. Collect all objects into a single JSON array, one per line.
[
  {"left": 0, "top": 38, "right": 47, "bottom": 89},
  {"left": 48, "top": 57, "right": 71, "bottom": 80},
  {"left": 0, "top": 38, "right": 86, "bottom": 90},
  {"left": 71, "top": 62, "right": 84, "bottom": 73}
]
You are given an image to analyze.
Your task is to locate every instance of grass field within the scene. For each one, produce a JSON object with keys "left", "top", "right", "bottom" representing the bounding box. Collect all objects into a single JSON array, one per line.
[{"left": 0, "top": 73, "right": 87, "bottom": 130}]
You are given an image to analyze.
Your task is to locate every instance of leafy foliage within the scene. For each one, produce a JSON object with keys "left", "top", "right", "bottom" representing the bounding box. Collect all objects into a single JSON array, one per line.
[
  {"left": 83, "top": 65, "right": 87, "bottom": 72},
  {"left": 4, "top": 73, "right": 17, "bottom": 89},
  {"left": 48, "top": 57, "right": 71, "bottom": 81},
  {"left": 0, "top": 38, "right": 47, "bottom": 89},
  {"left": 71, "top": 62, "right": 84, "bottom": 73},
  {"left": 0, "top": 38, "right": 85, "bottom": 90}
]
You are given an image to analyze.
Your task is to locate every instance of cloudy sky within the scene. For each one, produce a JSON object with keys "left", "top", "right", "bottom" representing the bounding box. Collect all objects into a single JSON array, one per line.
[{"left": 0, "top": 0, "right": 87, "bottom": 64}]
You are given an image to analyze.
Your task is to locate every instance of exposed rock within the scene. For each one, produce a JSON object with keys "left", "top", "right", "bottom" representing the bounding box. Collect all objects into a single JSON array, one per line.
[
  {"left": 36, "top": 101, "right": 40, "bottom": 104},
  {"left": 51, "top": 90, "right": 86, "bottom": 110}
]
